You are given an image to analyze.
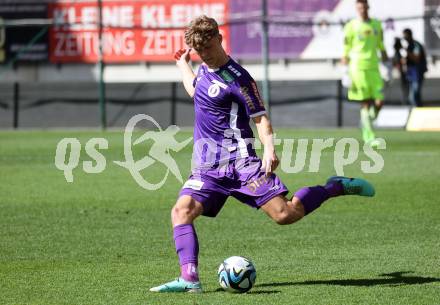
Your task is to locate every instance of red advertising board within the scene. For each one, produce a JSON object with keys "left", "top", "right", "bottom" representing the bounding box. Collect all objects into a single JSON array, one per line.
[{"left": 48, "top": 0, "right": 229, "bottom": 63}]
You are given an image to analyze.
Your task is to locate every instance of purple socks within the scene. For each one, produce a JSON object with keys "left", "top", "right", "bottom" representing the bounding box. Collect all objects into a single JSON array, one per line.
[
  {"left": 173, "top": 224, "right": 199, "bottom": 282},
  {"left": 295, "top": 181, "right": 344, "bottom": 215},
  {"left": 324, "top": 181, "right": 344, "bottom": 198},
  {"left": 180, "top": 263, "right": 199, "bottom": 282}
]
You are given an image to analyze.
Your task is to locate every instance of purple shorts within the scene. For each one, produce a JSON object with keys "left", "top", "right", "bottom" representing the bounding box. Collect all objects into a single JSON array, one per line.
[{"left": 179, "top": 157, "right": 289, "bottom": 217}]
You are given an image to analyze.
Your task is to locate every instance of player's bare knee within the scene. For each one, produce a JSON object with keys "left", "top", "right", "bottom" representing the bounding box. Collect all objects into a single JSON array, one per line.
[
  {"left": 290, "top": 198, "right": 305, "bottom": 219},
  {"left": 273, "top": 210, "right": 296, "bottom": 225},
  {"left": 273, "top": 202, "right": 303, "bottom": 225},
  {"left": 171, "top": 202, "right": 189, "bottom": 222},
  {"left": 171, "top": 205, "right": 183, "bottom": 222},
  {"left": 171, "top": 196, "right": 201, "bottom": 224},
  {"left": 172, "top": 205, "right": 192, "bottom": 223}
]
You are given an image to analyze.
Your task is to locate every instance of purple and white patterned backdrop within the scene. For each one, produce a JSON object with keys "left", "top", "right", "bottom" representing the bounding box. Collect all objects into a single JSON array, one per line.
[{"left": 229, "top": 0, "right": 340, "bottom": 59}]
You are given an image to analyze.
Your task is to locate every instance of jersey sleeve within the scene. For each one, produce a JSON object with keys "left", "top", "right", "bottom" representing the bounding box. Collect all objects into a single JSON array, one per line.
[
  {"left": 376, "top": 21, "right": 385, "bottom": 52},
  {"left": 233, "top": 76, "right": 266, "bottom": 118},
  {"left": 192, "top": 65, "right": 203, "bottom": 88},
  {"left": 343, "top": 22, "right": 353, "bottom": 57}
]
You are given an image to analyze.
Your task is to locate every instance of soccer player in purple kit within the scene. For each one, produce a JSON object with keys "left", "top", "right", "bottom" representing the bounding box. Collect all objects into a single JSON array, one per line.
[{"left": 150, "top": 15, "right": 375, "bottom": 293}]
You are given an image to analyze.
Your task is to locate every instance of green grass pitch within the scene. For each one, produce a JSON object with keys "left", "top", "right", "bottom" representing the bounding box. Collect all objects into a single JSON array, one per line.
[{"left": 1, "top": 128, "right": 439, "bottom": 305}]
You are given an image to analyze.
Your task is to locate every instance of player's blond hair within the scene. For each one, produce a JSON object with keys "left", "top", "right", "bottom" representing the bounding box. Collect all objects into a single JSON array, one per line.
[{"left": 184, "top": 15, "right": 219, "bottom": 50}]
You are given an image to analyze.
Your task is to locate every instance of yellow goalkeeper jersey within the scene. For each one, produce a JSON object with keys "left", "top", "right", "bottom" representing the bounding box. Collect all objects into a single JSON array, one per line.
[{"left": 343, "top": 18, "right": 385, "bottom": 70}]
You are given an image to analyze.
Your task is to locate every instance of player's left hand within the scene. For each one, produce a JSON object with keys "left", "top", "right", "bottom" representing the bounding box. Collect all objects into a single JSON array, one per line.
[
  {"left": 261, "top": 150, "right": 279, "bottom": 177},
  {"left": 174, "top": 48, "right": 191, "bottom": 68},
  {"left": 383, "top": 60, "right": 393, "bottom": 82},
  {"left": 341, "top": 65, "right": 352, "bottom": 88}
]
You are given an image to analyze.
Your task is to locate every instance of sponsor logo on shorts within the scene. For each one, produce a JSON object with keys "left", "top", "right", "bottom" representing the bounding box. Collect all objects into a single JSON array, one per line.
[{"left": 246, "top": 175, "right": 269, "bottom": 193}]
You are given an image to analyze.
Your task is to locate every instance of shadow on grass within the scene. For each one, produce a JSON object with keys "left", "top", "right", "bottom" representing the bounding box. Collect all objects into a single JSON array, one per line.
[
  {"left": 247, "top": 290, "right": 281, "bottom": 294},
  {"left": 205, "top": 288, "right": 281, "bottom": 294},
  {"left": 257, "top": 271, "right": 440, "bottom": 288}
]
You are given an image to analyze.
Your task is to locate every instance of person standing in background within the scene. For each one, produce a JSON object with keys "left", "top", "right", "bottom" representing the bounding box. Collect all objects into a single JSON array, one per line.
[
  {"left": 342, "top": 0, "right": 389, "bottom": 146},
  {"left": 402, "top": 28, "right": 428, "bottom": 107},
  {"left": 393, "top": 37, "right": 409, "bottom": 104}
]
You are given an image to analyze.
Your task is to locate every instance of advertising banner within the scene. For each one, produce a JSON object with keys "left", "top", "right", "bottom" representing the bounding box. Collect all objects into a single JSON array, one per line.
[
  {"left": 229, "top": 0, "right": 426, "bottom": 60},
  {"left": 229, "top": 0, "right": 340, "bottom": 59},
  {"left": 1, "top": 0, "right": 433, "bottom": 63},
  {"left": 48, "top": 0, "right": 229, "bottom": 63},
  {"left": 0, "top": 2, "right": 48, "bottom": 63},
  {"left": 407, "top": 107, "right": 440, "bottom": 131}
]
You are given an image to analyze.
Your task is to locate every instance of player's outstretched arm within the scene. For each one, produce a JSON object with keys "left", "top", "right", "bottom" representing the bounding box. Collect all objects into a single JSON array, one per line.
[
  {"left": 174, "top": 48, "right": 196, "bottom": 98},
  {"left": 253, "top": 114, "right": 279, "bottom": 176}
]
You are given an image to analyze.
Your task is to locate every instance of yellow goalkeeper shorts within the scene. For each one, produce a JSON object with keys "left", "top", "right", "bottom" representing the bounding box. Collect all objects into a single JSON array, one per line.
[{"left": 348, "top": 67, "right": 384, "bottom": 101}]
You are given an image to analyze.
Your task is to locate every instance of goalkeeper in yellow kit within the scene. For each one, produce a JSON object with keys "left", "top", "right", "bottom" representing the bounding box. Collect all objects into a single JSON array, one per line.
[{"left": 342, "top": 0, "right": 389, "bottom": 145}]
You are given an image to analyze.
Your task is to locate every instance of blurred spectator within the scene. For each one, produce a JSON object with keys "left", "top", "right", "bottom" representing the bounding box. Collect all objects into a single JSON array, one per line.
[
  {"left": 402, "top": 28, "right": 428, "bottom": 107},
  {"left": 392, "top": 37, "right": 409, "bottom": 104}
]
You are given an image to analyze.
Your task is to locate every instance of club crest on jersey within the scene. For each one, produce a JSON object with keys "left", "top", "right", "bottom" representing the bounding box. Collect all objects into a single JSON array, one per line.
[{"left": 208, "top": 80, "right": 228, "bottom": 98}]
